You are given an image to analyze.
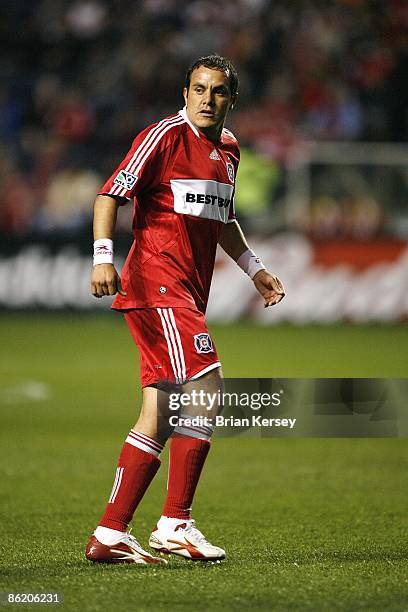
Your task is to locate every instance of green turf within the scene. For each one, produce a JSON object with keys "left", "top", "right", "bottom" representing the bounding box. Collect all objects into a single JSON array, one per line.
[{"left": 0, "top": 314, "right": 407, "bottom": 611}]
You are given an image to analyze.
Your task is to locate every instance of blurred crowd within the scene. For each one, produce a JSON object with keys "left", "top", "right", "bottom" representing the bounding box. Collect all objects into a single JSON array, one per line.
[{"left": 0, "top": 0, "right": 406, "bottom": 237}]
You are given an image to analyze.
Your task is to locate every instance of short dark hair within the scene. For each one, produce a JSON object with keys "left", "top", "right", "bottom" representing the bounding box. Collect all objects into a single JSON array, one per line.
[{"left": 185, "top": 54, "right": 239, "bottom": 99}]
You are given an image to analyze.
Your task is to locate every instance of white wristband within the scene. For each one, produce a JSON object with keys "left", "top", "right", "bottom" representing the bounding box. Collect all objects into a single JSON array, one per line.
[
  {"left": 236, "top": 248, "right": 266, "bottom": 279},
  {"left": 93, "top": 238, "right": 114, "bottom": 266}
]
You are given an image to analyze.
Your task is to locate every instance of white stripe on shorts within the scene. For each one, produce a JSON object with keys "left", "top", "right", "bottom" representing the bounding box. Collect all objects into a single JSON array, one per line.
[
  {"left": 189, "top": 361, "right": 221, "bottom": 381},
  {"left": 167, "top": 308, "right": 187, "bottom": 382},
  {"left": 157, "top": 308, "right": 181, "bottom": 383},
  {"left": 162, "top": 308, "right": 186, "bottom": 383}
]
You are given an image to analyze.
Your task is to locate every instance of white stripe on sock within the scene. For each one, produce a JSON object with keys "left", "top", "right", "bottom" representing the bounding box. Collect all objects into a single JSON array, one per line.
[
  {"left": 127, "top": 430, "right": 164, "bottom": 455},
  {"left": 174, "top": 414, "right": 213, "bottom": 440},
  {"left": 125, "top": 435, "right": 162, "bottom": 457},
  {"left": 108, "top": 467, "right": 120, "bottom": 503},
  {"left": 131, "top": 430, "right": 164, "bottom": 451},
  {"left": 108, "top": 466, "right": 124, "bottom": 503},
  {"left": 174, "top": 425, "right": 213, "bottom": 440}
]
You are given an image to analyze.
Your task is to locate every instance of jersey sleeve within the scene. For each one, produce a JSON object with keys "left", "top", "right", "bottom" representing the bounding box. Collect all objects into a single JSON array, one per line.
[
  {"left": 227, "top": 142, "right": 240, "bottom": 223},
  {"left": 98, "top": 120, "right": 178, "bottom": 203},
  {"left": 227, "top": 188, "right": 236, "bottom": 223}
]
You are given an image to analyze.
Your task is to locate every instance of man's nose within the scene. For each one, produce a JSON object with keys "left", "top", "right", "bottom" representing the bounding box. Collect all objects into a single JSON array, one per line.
[{"left": 202, "top": 90, "right": 215, "bottom": 106}]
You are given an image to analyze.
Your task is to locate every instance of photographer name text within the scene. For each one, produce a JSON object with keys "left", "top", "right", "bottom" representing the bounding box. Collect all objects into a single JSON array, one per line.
[{"left": 169, "top": 415, "right": 297, "bottom": 429}]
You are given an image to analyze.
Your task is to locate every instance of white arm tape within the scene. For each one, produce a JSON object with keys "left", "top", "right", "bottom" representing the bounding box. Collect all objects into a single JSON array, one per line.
[
  {"left": 236, "top": 248, "right": 266, "bottom": 279},
  {"left": 93, "top": 238, "right": 114, "bottom": 266}
]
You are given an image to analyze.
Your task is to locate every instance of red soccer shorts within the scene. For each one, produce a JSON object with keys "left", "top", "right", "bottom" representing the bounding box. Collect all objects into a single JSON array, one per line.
[{"left": 123, "top": 307, "right": 221, "bottom": 387}]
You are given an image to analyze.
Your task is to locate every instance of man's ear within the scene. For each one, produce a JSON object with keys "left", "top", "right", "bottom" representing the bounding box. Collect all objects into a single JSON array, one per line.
[
  {"left": 183, "top": 87, "right": 188, "bottom": 105},
  {"left": 230, "top": 93, "right": 238, "bottom": 110}
]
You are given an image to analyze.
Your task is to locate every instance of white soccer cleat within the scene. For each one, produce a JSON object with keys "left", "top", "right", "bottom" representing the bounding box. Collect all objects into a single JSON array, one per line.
[
  {"left": 149, "top": 517, "right": 225, "bottom": 561},
  {"left": 86, "top": 532, "right": 167, "bottom": 565}
]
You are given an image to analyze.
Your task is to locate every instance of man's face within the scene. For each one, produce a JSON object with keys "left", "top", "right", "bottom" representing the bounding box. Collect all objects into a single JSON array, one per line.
[{"left": 183, "top": 66, "right": 235, "bottom": 140}]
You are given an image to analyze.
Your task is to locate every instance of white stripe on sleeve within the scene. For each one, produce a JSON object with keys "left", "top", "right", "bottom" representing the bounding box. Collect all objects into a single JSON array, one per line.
[{"left": 110, "top": 115, "right": 185, "bottom": 197}]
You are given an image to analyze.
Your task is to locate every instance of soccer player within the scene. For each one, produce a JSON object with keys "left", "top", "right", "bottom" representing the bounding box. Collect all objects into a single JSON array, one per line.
[{"left": 85, "top": 55, "right": 285, "bottom": 565}]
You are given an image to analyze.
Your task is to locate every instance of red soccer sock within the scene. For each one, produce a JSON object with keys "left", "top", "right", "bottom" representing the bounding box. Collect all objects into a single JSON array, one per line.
[
  {"left": 162, "top": 436, "right": 211, "bottom": 520},
  {"left": 99, "top": 438, "right": 162, "bottom": 532}
]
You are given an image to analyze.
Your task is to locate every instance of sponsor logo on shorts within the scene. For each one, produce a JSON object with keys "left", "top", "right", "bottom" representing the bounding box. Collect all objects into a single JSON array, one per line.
[
  {"left": 194, "top": 333, "right": 213, "bottom": 354},
  {"left": 114, "top": 170, "right": 138, "bottom": 190}
]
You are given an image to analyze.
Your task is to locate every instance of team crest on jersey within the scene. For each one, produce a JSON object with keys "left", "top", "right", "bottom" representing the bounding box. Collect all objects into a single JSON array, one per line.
[
  {"left": 194, "top": 333, "right": 213, "bottom": 354},
  {"left": 114, "top": 170, "right": 138, "bottom": 190},
  {"left": 226, "top": 162, "right": 234, "bottom": 183}
]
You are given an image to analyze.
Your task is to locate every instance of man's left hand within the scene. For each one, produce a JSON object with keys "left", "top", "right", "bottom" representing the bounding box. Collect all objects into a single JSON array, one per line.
[{"left": 253, "top": 270, "right": 285, "bottom": 308}]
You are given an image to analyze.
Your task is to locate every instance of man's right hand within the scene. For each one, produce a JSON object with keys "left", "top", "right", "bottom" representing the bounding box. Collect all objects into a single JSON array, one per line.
[{"left": 91, "top": 264, "right": 127, "bottom": 298}]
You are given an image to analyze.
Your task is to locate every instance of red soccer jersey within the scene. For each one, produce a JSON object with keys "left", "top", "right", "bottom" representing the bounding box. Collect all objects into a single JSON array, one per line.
[{"left": 99, "top": 108, "right": 240, "bottom": 313}]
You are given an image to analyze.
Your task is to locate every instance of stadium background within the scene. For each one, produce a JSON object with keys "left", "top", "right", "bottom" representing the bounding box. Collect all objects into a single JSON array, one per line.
[{"left": 1, "top": 1, "right": 407, "bottom": 610}]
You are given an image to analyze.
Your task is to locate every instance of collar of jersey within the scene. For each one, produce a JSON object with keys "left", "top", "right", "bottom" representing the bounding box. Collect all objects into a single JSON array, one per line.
[
  {"left": 179, "top": 107, "right": 200, "bottom": 138},
  {"left": 179, "top": 106, "right": 224, "bottom": 145}
]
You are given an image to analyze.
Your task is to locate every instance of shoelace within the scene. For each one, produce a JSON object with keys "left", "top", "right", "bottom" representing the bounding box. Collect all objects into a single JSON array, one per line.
[
  {"left": 123, "top": 531, "right": 143, "bottom": 550},
  {"left": 183, "top": 520, "right": 209, "bottom": 545}
]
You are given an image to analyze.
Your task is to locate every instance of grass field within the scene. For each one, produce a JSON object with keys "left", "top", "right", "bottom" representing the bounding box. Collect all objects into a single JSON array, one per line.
[{"left": 1, "top": 314, "right": 407, "bottom": 611}]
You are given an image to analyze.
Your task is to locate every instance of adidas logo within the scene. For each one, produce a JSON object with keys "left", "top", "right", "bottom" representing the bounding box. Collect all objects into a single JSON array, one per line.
[{"left": 209, "top": 149, "right": 221, "bottom": 160}]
